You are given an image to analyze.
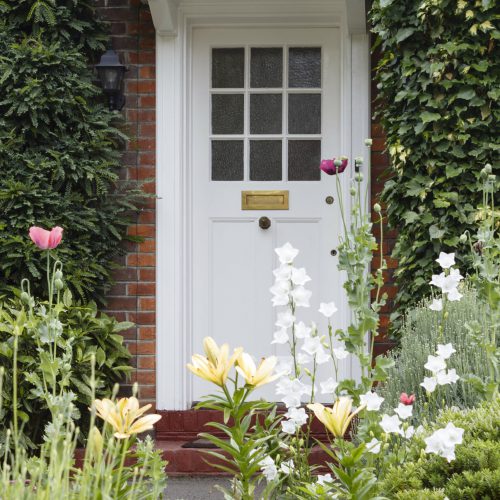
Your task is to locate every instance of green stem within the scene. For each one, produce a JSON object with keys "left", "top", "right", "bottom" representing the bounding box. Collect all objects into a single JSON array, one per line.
[
  {"left": 12, "top": 334, "right": 19, "bottom": 457},
  {"left": 114, "top": 438, "right": 128, "bottom": 498}
]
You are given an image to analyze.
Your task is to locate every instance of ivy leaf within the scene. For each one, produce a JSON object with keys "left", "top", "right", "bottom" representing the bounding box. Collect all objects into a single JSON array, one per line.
[
  {"left": 420, "top": 111, "right": 441, "bottom": 123},
  {"left": 429, "top": 225, "right": 445, "bottom": 239},
  {"left": 456, "top": 87, "right": 475, "bottom": 100},
  {"left": 403, "top": 211, "right": 419, "bottom": 224},
  {"left": 395, "top": 28, "right": 415, "bottom": 43}
]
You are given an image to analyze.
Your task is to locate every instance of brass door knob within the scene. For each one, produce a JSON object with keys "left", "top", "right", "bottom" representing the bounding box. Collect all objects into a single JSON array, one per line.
[{"left": 259, "top": 216, "right": 271, "bottom": 230}]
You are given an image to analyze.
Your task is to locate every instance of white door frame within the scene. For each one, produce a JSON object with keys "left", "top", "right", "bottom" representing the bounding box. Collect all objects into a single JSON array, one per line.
[{"left": 153, "top": 0, "right": 370, "bottom": 410}]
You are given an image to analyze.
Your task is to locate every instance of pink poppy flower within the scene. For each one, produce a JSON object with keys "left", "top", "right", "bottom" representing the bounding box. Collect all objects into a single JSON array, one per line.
[
  {"left": 29, "top": 226, "right": 63, "bottom": 250},
  {"left": 319, "top": 157, "right": 348, "bottom": 176},
  {"left": 399, "top": 392, "right": 416, "bottom": 406}
]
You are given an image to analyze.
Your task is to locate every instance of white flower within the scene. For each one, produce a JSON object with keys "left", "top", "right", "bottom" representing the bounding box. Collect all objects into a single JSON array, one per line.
[
  {"left": 436, "top": 343, "right": 456, "bottom": 360},
  {"left": 424, "top": 355, "right": 447, "bottom": 374},
  {"left": 333, "top": 344, "right": 349, "bottom": 360},
  {"left": 436, "top": 252, "right": 455, "bottom": 269},
  {"left": 272, "top": 329, "right": 289, "bottom": 345},
  {"left": 394, "top": 403, "right": 413, "bottom": 420},
  {"left": 273, "top": 265, "right": 292, "bottom": 281},
  {"left": 429, "top": 298, "right": 443, "bottom": 311},
  {"left": 275, "top": 357, "right": 293, "bottom": 376},
  {"left": 285, "top": 407, "right": 308, "bottom": 426},
  {"left": 297, "top": 352, "right": 312, "bottom": 365},
  {"left": 380, "top": 414, "right": 403, "bottom": 435},
  {"left": 319, "top": 302, "right": 338, "bottom": 318},
  {"left": 359, "top": 391, "right": 384, "bottom": 411},
  {"left": 317, "top": 474, "right": 333, "bottom": 486},
  {"left": 436, "top": 369, "right": 459, "bottom": 385},
  {"left": 280, "top": 459, "right": 294, "bottom": 474},
  {"left": 281, "top": 419, "right": 298, "bottom": 434},
  {"left": 315, "top": 349, "right": 331, "bottom": 365},
  {"left": 301, "top": 337, "right": 324, "bottom": 356},
  {"left": 415, "top": 425, "right": 425, "bottom": 436},
  {"left": 291, "top": 286, "right": 312, "bottom": 307},
  {"left": 270, "top": 281, "right": 290, "bottom": 307},
  {"left": 430, "top": 273, "right": 445, "bottom": 289},
  {"left": 291, "top": 267, "right": 311, "bottom": 286},
  {"left": 276, "top": 311, "right": 295, "bottom": 329},
  {"left": 420, "top": 376, "right": 438, "bottom": 393},
  {"left": 260, "top": 456, "right": 278, "bottom": 481},
  {"left": 430, "top": 269, "right": 463, "bottom": 295},
  {"left": 447, "top": 288, "right": 463, "bottom": 301},
  {"left": 424, "top": 422, "right": 464, "bottom": 462},
  {"left": 275, "top": 243, "right": 299, "bottom": 264},
  {"left": 366, "top": 437, "right": 381, "bottom": 454},
  {"left": 271, "top": 294, "right": 289, "bottom": 307},
  {"left": 295, "top": 321, "right": 312, "bottom": 339},
  {"left": 320, "top": 377, "right": 339, "bottom": 395},
  {"left": 404, "top": 425, "right": 415, "bottom": 439},
  {"left": 276, "top": 377, "right": 309, "bottom": 408}
]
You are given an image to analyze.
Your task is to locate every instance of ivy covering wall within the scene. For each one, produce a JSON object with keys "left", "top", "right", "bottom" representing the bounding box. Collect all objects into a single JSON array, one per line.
[
  {"left": 371, "top": 0, "right": 499, "bottom": 325},
  {"left": 0, "top": 0, "right": 140, "bottom": 301}
]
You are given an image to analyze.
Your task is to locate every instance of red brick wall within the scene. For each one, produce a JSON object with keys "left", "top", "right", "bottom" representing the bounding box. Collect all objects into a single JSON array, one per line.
[
  {"left": 96, "top": 0, "right": 156, "bottom": 405},
  {"left": 370, "top": 50, "right": 397, "bottom": 356}
]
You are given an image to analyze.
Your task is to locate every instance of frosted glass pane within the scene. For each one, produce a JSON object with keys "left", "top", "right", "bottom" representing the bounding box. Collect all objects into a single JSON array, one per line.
[
  {"left": 212, "top": 94, "right": 244, "bottom": 135},
  {"left": 250, "top": 94, "right": 282, "bottom": 134},
  {"left": 212, "top": 48, "right": 244, "bottom": 88},
  {"left": 250, "top": 48, "right": 283, "bottom": 88},
  {"left": 288, "top": 94, "right": 321, "bottom": 134},
  {"left": 250, "top": 141, "right": 282, "bottom": 181},
  {"left": 212, "top": 141, "right": 244, "bottom": 181},
  {"left": 288, "top": 140, "right": 321, "bottom": 181},
  {"left": 289, "top": 47, "right": 321, "bottom": 88}
]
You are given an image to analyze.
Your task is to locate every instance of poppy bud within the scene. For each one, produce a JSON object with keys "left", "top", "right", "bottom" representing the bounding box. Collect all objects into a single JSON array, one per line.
[
  {"left": 54, "top": 270, "right": 63, "bottom": 280},
  {"left": 364, "top": 138, "right": 373, "bottom": 147},
  {"left": 55, "top": 278, "right": 64, "bottom": 290},
  {"left": 374, "top": 203, "right": 382, "bottom": 214},
  {"left": 20, "top": 292, "right": 30, "bottom": 304},
  {"left": 459, "top": 233, "right": 467, "bottom": 243}
]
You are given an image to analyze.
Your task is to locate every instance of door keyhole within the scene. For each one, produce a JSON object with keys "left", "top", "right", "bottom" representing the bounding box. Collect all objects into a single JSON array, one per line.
[{"left": 259, "top": 216, "right": 271, "bottom": 230}]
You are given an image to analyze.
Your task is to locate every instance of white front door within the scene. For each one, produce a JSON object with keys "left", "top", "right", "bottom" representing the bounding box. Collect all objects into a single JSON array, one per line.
[{"left": 191, "top": 27, "right": 351, "bottom": 402}]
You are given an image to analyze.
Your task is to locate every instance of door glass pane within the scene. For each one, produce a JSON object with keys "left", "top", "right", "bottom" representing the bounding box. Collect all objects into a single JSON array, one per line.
[
  {"left": 212, "top": 140, "right": 244, "bottom": 180},
  {"left": 288, "top": 140, "right": 321, "bottom": 181},
  {"left": 212, "top": 94, "right": 244, "bottom": 135},
  {"left": 288, "top": 94, "right": 321, "bottom": 134},
  {"left": 288, "top": 47, "right": 321, "bottom": 88},
  {"left": 212, "top": 48, "right": 245, "bottom": 88},
  {"left": 250, "top": 140, "right": 282, "bottom": 181},
  {"left": 250, "top": 48, "right": 283, "bottom": 88},
  {"left": 250, "top": 94, "right": 282, "bottom": 134}
]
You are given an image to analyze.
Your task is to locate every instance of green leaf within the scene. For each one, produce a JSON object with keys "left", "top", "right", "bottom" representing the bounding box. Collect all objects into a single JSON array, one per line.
[{"left": 420, "top": 111, "right": 441, "bottom": 123}]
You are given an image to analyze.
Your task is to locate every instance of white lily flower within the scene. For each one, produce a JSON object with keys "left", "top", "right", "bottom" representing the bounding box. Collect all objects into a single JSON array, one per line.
[
  {"left": 359, "top": 391, "right": 385, "bottom": 411},
  {"left": 291, "top": 267, "right": 311, "bottom": 286},
  {"left": 394, "top": 403, "right": 413, "bottom": 420},
  {"left": 420, "top": 376, "right": 438, "bottom": 393},
  {"left": 436, "top": 343, "right": 456, "bottom": 360},
  {"left": 424, "top": 354, "right": 447, "bottom": 374},
  {"left": 366, "top": 437, "right": 381, "bottom": 453},
  {"left": 271, "top": 329, "right": 290, "bottom": 345},
  {"left": 275, "top": 242, "right": 299, "bottom": 264},
  {"left": 380, "top": 414, "right": 403, "bottom": 435},
  {"left": 320, "top": 377, "right": 339, "bottom": 394},
  {"left": 436, "top": 252, "right": 455, "bottom": 269},
  {"left": 318, "top": 301, "right": 338, "bottom": 318},
  {"left": 429, "top": 298, "right": 443, "bottom": 311},
  {"left": 275, "top": 311, "right": 295, "bottom": 329}
]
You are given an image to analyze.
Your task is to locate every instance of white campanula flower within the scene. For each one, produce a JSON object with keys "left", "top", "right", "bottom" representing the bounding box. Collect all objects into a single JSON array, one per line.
[
  {"left": 394, "top": 403, "right": 413, "bottom": 420},
  {"left": 297, "top": 352, "right": 312, "bottom": 365},
  {"left": 270, "top": 281, "right": 290, "bottom": 306},
  {"left": 320, "top": 377, "right": 339, "bottom": 395},
  {"left": 275, "top": 242, "right": 299, "bottom": 264},
  {"left": 285, "top": 407, "right": 308, "bottom": 426},
  {"left": 276, "top": 377, "right": 309, "bottom": 408},
  {"left": 420, "top": 376, "right": 438, "bottom": 393},
  {"left": 295, "top": 321, "right": 312, "bottom": 339},
  {"left": 280, "top": 459, "right": 294, "bottom": 474},
  {"left": 291, "top": 267, "right": 311, "bottom": 286},
  {"left": 276, "top": 311, "right": 295, "bottom": 329},
  {"left": 359, "top": 391, "right": 384, "bottom": 411},
  {"left": 315, "top": 349, "right": 331, "bottom": 365},
  {"left": 380, "top": 414, "right": 403, "bottom": 435},
  {"left": 260, "top": 456, "right": 278, "bottom": 481},
  {"left": 318, "top": 301, "right": 338, "bottom": 318},
  {"left": 281, "top": 419, "right": 298, "bottom": 434},
  {"left": 424, "top": 355, "right": 447, "bottom": 374},
  {"left": 404, "top": 426, "right": 415, "bottom": 439},
  {"left": 271, "top": 294, "right": 289, "bottom": 307},
  {"left": 301, "top": 337, "right": 324, "bottom": 356},
  {"left": 429, "top": 298, "right": 443, "bottom": 311},
  {"left": 275, "top": 357, "right": 293, "bottom": 376},
  {"left": 436, "top": 368, "right": 459, "bottom": 385},
  {"left": 424, "top": 422, "right": 464, "bottom": 462},
  {"left": 333, "top": 344, "right": 350, "bottom": 360},
  {"left": 317, "top": 473, "right": 333, "bottom": 486},
  {"left": 436, "top": 252, "right": 456, "bottom": 269},
  {"left": 273, "top": 264, "right": 292, "bottom": 281},
  {"left": 272, "top": 329, "right": 289, "bottom": 345},
  {"left": 366, "top": 437, "right": 381, "bottom": 454},
  {"left": 291, "top": 286, "right": 312, "bottom": 307},
  {"left": 436, "top": 343, "right": 456, "bottom": 360},
  {"left": 447, "top": 288, "right": 463, "bottom": 301}
]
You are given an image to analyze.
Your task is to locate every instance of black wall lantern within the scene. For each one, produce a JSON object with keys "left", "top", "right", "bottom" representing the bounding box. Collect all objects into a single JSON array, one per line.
[{"left": 95, "top": 48, "right": 127, "bottom": 111}]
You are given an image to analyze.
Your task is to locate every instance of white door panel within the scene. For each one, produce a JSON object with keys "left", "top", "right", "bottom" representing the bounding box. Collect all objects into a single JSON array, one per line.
[{"left": 191, "top": 27, "right": 349, "bottom": 402}]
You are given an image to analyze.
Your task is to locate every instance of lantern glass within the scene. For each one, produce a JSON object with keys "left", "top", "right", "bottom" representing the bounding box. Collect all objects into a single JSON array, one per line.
[{"left": 97, "top": 66, "right": 124, "bottom": 92}]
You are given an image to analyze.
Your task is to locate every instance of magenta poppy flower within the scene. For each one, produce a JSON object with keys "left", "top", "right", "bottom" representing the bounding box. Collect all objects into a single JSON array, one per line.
[
  {"left": 399, "top": 392, "right": 416, "bottom": 406},
  {"left": 29, "top": 226, "right": 63, "bottom": 250},
  {"left": 319, "top": 157, "right": 348, "bottom": 175}
]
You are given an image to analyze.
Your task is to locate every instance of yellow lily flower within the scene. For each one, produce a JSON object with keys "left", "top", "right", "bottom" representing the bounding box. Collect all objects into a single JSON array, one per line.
[
  {"left": 307, "top": 397, "right": 365, "bottom": 438},
  {"left": 93, "top": 397, "right": 161, "bottom": 439},
  {"left": 187, "top": 336, "right": 243, "bottom": 387},
  {"left": 236, "top": 353, "right": 280, "bottom": 388}
]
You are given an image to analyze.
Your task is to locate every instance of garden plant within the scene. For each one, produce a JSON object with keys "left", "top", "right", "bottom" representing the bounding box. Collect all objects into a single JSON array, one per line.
[{"left": 188, "top": 144, "right": 499, "bottom": 499}]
